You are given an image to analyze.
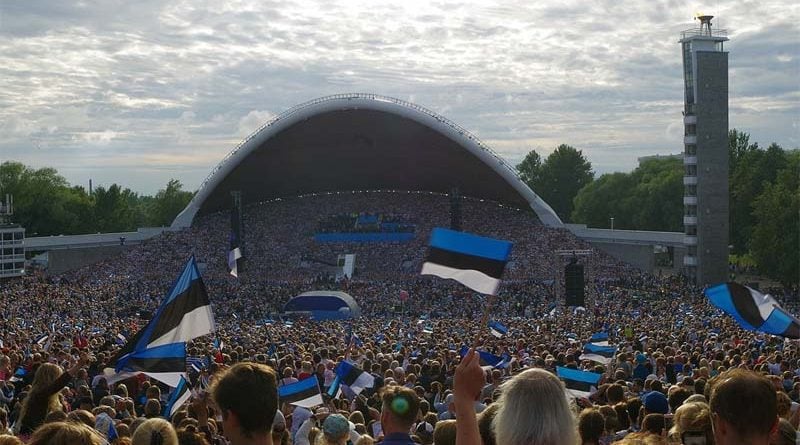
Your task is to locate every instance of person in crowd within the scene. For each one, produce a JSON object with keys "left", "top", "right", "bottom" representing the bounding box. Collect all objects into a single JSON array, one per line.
[
  {"left": 377, "top": 386, "right": 419, "bottom": 445},
  {"left": 708, "top": 369, "right": 779, "bottom": 445},
  {"left": 209, "top": 362, "right": 279, "bottom": 445},
  {"left": 28, "top": 421, "right": 105, "bottom": 445},
  {"left": 131, "top": 418, "right": 179, "bottom": 445},
  {"left": 13, "top": 352, "right": 91, "bottom": 438}
]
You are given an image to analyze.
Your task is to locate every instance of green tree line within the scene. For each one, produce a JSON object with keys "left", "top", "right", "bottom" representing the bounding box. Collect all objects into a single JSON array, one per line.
[
  {"left": 0, "top": 161, "right": 194, "bottom": 236},
  {"left": 516, "top": 131, "right": 799, "bottom": 286}
]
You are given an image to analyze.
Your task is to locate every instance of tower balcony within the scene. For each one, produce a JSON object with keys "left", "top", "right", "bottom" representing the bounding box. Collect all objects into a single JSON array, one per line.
[
  {"left": 683, "top": 115, "right": 697, "bottom": 125},
  {"left": 684, "top": 235, "right": 698, "bottom": 246},
  {"left": 684, "top": 155, "right": 697, "bottom": 165},
  {"left": 684, "top": 215, "right": 698, "bottom": 225},
  {"left": 683, "top": 196, "right": 697, "bottom": 205},
  {"left": 683, "top": 255, "right": 698, "bottom": 266},
  {"left": 683, "top": 176, "right": 697, "bottom": 185},
  {"left": 684, "top": 135, "right": 697, "bottom": 144}
]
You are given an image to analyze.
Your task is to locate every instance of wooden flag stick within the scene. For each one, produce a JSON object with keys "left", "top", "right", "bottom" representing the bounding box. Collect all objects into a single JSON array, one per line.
[{"left": 474, "top": 293, "right": 496, "bottom": 348}]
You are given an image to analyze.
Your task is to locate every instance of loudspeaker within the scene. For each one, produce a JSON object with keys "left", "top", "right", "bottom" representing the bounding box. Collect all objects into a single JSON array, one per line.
[{"left": 564, "top": 262, "right": 585, "bottom": 306}]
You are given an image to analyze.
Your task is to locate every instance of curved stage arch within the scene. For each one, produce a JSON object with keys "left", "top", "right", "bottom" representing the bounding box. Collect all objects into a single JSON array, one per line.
[{"left": 172, "top": 94, "right": 563, "bottom": 228}]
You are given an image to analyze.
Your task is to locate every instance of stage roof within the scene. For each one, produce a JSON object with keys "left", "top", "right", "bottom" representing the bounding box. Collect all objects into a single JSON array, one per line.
[{"left": 172, "top": 94, "right": 562, "bottom": 227}]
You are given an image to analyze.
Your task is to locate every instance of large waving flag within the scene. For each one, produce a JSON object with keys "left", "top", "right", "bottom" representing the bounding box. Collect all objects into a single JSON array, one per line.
[
  {"left": 421, "top": 228, "right": 512, "bottom": 295},
  {"left": 278, "top": 375, "right": 323, "bottom": 408},
  {"left": 579, "top": 343, "right": 617, "bottom": 365},
  {"left": 705, "top": 282, "right": 800, "bottom": 339},
  {"left": 105, "top": 257, "right": 215, "bottom": 387},
  {"left": 556, "top": 366, "right": 602, "bottom": 398},
  {"left": 589, "top": 332, "right": 609, "bottom": 346}
]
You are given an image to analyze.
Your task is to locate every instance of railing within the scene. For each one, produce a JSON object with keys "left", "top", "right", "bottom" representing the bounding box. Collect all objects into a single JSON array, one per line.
[
  {"left": 681, "top": 28, "right": 728, "bottom": 39},
  {"left": 193, "top": 93, "right": 524, "bottom": 197}
]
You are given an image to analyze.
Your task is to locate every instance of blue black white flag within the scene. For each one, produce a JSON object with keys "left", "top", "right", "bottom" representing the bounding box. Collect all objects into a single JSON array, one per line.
[
  {"left": 556, "top": 366, "right": 602, "bottom": 398},
  {"left": 459, "top": 347, "right": 509, "bottom": 369},
  {"left": 334, "top": 361, "right": 374, "bottom": 394},
  {"left": 579, "top": 343, "right": 617, "bottom": 365},
  {"left": 589, "top": 332, "right": 609, "bottom": 345},
  {"left": 278, "top": 375, "right": 323, "bottom": 408},
  {"left": 488, "top": 320, "right": 508, "bottom": 338},
  {"left": 163, "top": 376, "right": 191, "bottom": 418},
  {"left": 104, "top": 257, "right": 215, "bottom": 387},
  {"left": 421, "top": 228, "right": 513, "bottom": 295},
  {"left": 706, "top": 282, "right": 800, "bottom": 339}
]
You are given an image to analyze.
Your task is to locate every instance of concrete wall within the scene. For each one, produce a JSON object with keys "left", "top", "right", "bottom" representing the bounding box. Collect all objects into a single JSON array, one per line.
[
  {"left": 47, "top": 245, "right": 131, "bottom": 275},
  {"left": 587, "top": 241, "right": 655, "bottom": 273}
]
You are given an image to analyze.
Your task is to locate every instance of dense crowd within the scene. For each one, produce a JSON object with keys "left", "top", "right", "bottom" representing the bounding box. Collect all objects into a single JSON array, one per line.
[{"left": 0, "top": 191, "right": 797, "bottom": 444}]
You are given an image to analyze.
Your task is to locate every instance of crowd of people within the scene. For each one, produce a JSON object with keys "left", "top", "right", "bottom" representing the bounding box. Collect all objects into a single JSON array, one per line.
[{"left": 0, "top": 190, "right": 797, "bottom": 444}]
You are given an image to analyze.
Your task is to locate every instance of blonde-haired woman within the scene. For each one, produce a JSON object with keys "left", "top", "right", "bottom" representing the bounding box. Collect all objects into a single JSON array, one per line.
[
  {"left": 668, "top": 402, "right": 713, "bottom": 444},
  {"left": 131, "top": 418, "right": 179, "bottom": 445},
  {"left": 452, "top": 349, "right": 578, "bottom": 445},
  {"left": 491, "top": 368, "right": 578, "bottom": 445},
  {"left": 14, "top": 352, "right": 91, "bottom": 438},
  {"left": 28, "top": 421, "right": 105, "bottom": 445}
]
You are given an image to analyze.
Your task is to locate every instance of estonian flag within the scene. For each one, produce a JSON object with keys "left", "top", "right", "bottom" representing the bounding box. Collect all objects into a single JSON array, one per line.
[
  {"left": 35, "top": 334, "right": 48, "bottom": 346},
  {"left": 104, "top": 256, "right": 215, "bottom": 387},
  {"left": 163, "top": 376, "right": 191, "bottom": 418},
  {"left": 579, "top": 343, "right": 617, "bottom": 365},
  {"left": 556, "top": 366, "right": 602, "bottom": 398},
  {"left": 228, "top": 205, "right": 243, "bottom": 278},
  {"left": 589, "top": 332, "right": 609, "bottom": 345},
  {"left": 459, "top": 347, "right": 509, "bottom": 369},
  {"left": 488, "top": 320, "right": 508, "bottom": 338},
  {"left": 334, "top": 361, "right": 374, "bottom": 394},
  {"left": 278, "top": 375, "right": 323, "bottom": 408},
  {"left": 705, "top": 282, "right": 800, "bottom": 339},
  {"left": 422, "top": 325, "right": 434, "bottom": 335},
  {"left": 421, "top": 228, "right": 512, "bottom": 295}
]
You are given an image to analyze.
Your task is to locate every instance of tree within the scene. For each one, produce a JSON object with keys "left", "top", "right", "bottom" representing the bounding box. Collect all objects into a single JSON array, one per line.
[
  {"left": 572, "top": 157, "right": 683, "bottom": 231},
  {"left": 93, "top": 184, "right": 139, "bottom": 232},
  {"left": 537, "top": 144, "right": 594, "bottom": 222},
  {"left": 729, "top": 137, "right": 788, "bottom": 254},
  {"left": 729, "top": 128, "right": 758, "bottom": 174},
  {"left": 749, "top": 150, "right": 799, "bottom": 286},
  {"left": 149, "top": 179, "right": 194, "bottom": 227},
  {"left": 516, "top": 150, "right": 542, "bottom": 189}
]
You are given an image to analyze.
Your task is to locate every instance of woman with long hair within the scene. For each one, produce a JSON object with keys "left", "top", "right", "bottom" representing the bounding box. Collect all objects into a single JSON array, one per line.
[{"left": 13, "top": 352, "right": 91, "bottom": 438}]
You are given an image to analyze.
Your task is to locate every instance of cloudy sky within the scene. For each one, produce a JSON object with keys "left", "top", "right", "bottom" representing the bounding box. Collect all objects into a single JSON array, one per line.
[{"left": 1, "top": 0, "right": 797, "bottom": 194}]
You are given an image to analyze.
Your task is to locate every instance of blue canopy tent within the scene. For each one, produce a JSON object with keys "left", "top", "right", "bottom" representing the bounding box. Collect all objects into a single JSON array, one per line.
[{"left": 283, "top": 291, "right": 361, "bottom": 321}]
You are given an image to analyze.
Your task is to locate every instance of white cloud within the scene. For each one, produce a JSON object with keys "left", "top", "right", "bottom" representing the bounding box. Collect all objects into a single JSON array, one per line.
[
  {"left": 237, "top": 110, "right": 276, "bottom": 137},
  {"left": 0, "top": 0, "right": 797, "bottom": 194}
]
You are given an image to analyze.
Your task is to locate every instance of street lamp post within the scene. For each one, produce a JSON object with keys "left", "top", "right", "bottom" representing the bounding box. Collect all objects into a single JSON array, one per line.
[{"left": 610, "top": 217, "right": 615, "bottom": 231}]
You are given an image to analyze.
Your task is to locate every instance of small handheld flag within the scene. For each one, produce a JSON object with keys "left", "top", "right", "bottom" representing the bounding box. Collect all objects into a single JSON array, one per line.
[
  {"left": 459, "top": 347, "right": 509, "bottom": 369},
  {"left": 579, "top": 343, "right": 617, "bottom": 365},
  {"left": 421, "top": 228, "right": 512, "bottom": 295},
  {"left": 163, "top": 376, "right": 191, "bottom": 418},
  {"left": 488, "top": 320, "right": 508, "bottom": 338},
  {"left": 278, "top": 375, "right": 323, "bottom": 408},
  {"left": 556, "top": 366, "right": 602, "bottom": 398},
  {"left": 334, "top": 361, "right": 374, "bottom": 394}
]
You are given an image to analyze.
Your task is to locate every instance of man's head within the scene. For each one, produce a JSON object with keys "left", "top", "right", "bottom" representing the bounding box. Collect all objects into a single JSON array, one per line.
[
  {"left": 709, "top": 369, "right": 778, "bottom": 445},
  {"left": 211, "top": 362, "right": 278, "bottom": 444},
  {"left": 379, "top": 386, "right": 420, "bottom": 434}
]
